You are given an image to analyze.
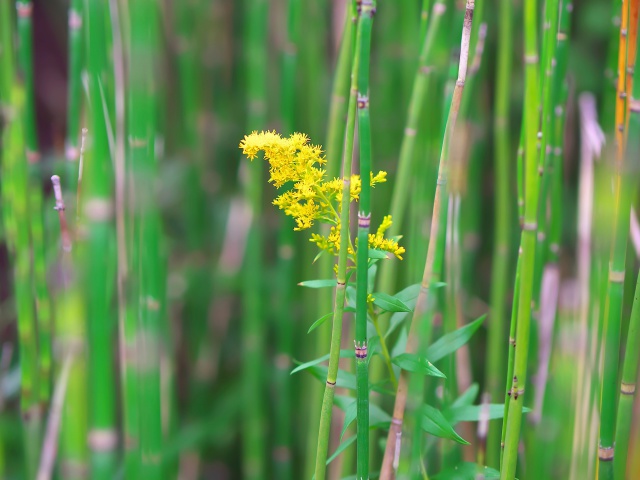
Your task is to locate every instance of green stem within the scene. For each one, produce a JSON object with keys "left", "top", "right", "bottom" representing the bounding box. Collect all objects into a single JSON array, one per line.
[
  {"left": 314, "top": 8, "right": 362, "bottom": 480},
  {"left": 380, "top": 3, "right": 475, "bottom": 477},
  {"left": 500, "top": 0, "right": 541, "bottom": 474},
  {"left": 486, "top": 0, "right": 512, "bottom": 466}
]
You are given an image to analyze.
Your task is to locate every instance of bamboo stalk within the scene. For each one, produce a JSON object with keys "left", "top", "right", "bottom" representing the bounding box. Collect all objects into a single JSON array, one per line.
[
  {"left": 379, "top": 3, "right": 475, "bottom": 477},
  {"left": 314, "top": 10, "right": 361, "bottom": 479},
  {"left": 273, "top": 0, "right": 301, "bottom": 477},
  {"left": 65, "top": 0, "right": 83, "bottom": 175},
  {"left": 83, "top": 0, "right": 119, "bottom": 478},
  {"left": 355, "top": 2, "right": 375, "bottom": 478},
  {"left": 499, "top": 0, "right": 541, "bottom": 473},
  {"left": 597, "top": 0, "right": 634, "bottom": 476},
  {"left": 242, "top": 0, "right": 268, "bottom": 477},
  {"left": 485, "top": 0, "right": 513, "bottom": 465},
  {"left": 305, "top": 5, "right": 354, "bottom": 479},
  {"left": 128, "top": 1, "right": 164, "bottom": 477},
  {"left": 375, "top": 1, "right": 446, "bottom": 305}
]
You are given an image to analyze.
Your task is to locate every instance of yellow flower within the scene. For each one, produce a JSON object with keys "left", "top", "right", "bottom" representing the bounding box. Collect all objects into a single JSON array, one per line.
[{"left": 240, "top": 130, "right": 404, "bottom": 260}]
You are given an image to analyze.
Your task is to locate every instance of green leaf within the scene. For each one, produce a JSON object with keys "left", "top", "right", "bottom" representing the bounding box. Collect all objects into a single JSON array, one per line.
[
  {"left": 326, "top": 435, "right": 356, "bottom": 465},
  {"left": 339, "top": 397, "right": 392, "bottom": 440},
  {"left": 307, "top": 312, "right": 333, "bottom": 333},
  {"left": 446, "top": 403, "right": 532, "bottom": 424},
  {"left": 421, "top": 404, "right": 469, "bottom": 445},
  {"left": 312, "top": 249, "right": 326, "bottom": 264},
  {"left": 385, "top": 283, "right": 445, "bottom": 338},
  {"left": 427, "top": 315, "right": 485, "bottom": 363},
  {"left": 367, "top": 263, "right": 377, "bottom": 293},
  {"left": 431, "top": 462, "right": 500, "bottom": 479},
  {"left": 368, "top": 249, "right": 390, "bottom": 259},
  {"left": 298, "top": 279, "right": 336, "bottom": 288},
  {"left": 291, "top": 350, "right": 354, "bottom": 375},
  {"left": 367, "top": 336, "right": 381, "bottom": 363},
  {"left": 451, "top": 383, "right": 479, "bottom": 409},
  {"left": 391, "top": 353, "right": 445, "bottom": 378},
  {"left": 372, "top": 292, "right": 412, "bottom": 313},
  {"left": 346, "top": 285, "right": 357, "bottom": 309}
]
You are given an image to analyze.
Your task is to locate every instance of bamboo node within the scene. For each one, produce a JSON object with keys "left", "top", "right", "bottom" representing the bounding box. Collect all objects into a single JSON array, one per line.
[
  {"left": 420, "top": 65, "right": 434, "bottom": 75},
  {"left": 16, "top": 2, "right": 33, "bottom": 18},
  {"left": 436, "top": 177, "right": 447, "bottom": 185},
  {"left": 524, "top": 54, "right": 539, "bottom": 64},
  {"left": 549, "top": 243, "right": 560, "bottom": 254},
  {"left": 609, "top": 270, "right": 625, "bottom": 283},
  {"left": 629, "top": 99, "right": 640, "bottom": 113},
  {"left": 88, "top": 429, "right": 118, "bottom": 451},
  {"left": 557, "top": 32, "right": 568, "bottom": 41},
  {"left": 65, "top": 145, "right": 79, "bottom": 161},
  {"left": 357, "top": 93, "right": 369, "bottom": 109},
  {"left": 598, "top": 446, "right": 614, "bottom": 461},
  {"left": 537, "top": 231, "right": 546, "bottom": 242},
  {"left": 128, "top": 136, "right": 149, "bottom": 148},
  {"left": 621, "top": 28, "right": 628, "bottom": 37},
  {"left": 404, "top": 127, "right": 417, "bottom": 136},
  {"left": 326, "top": 380, "right": 336, "bottom": 386},
  {"left": 509, "top": 337, "right": 516, "bottom": 346},
  {"left": 523, "top": 221, "right": 537, "bottom": 232},
  {"left": 619, "top": 92, "right": 627, "bottom": 99},
  {"left": 621, "top": 382, "right": 636, "bottom": 395},
  {"left": 68, "top": 10, "right": 82, "bottom": 29},
  {"left": 354, "top": 340, "right": 368, "bottom": 359},
  {"left": 84, "top": 198, "right": 114, "bottom": 221},
  {"left": 358, "top": 212, "right": 371, "bottom": 228}
]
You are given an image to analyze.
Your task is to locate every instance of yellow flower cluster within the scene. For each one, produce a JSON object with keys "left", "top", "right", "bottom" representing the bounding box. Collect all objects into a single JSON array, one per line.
[{"left": 240, "top": 130, "right": 404, "bottom": 260}]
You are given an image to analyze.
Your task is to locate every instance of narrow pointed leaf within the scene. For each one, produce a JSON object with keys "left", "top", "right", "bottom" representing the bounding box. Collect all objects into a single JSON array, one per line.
[
  {"left": 298, "top": 279, "right": 337, "bottom": 288},
  {"left": 392, "top": 353, "right": 445, "bottom": 378},
  {"left": 421, "top": 404, "right": 469, "bottom": 445},
  {"left": 427, "top": 315, "right": 486, "bottom": 363},
  {"left": 291, "top": 349, "right": 354, "bottom": 375},
  {"left": 372, "top": 292, "right": 412, "bottom": 312},
  {"left": 307, "top": 312, "right": 333, "bottom": 333}
]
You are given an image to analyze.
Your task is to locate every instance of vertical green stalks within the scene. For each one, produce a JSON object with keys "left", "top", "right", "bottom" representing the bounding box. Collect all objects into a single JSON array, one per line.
[
  {"left": 128, "top": 1, "right": 164, "bottom": 478},
  {"left": 305, "top": 6, "right": 354, "bottom": 479},
  {"left": 614, "top": 33, "right": 640, "bottom": 474},
  {"left": 355, "top": 2, "right": 375, "bottom": 479},
  {"left": 243, "top": 0, "right": 267, "bottom": 478},
  {"left": 380, "top": 3, "right": 475, "bottom": 477},
  {"left": 65, "top": 0, "right": 83, "bottom": 187},
  {"left": 314, "top": 9, "right": 361, "bottom": 478},
  {"left": 15, "top": 0, "right": 37, "bottom": 161},
  {"left": 500, "top": 0, "right": 540, "bottom": 475},
  {"left": 597, "top": 0, "right": 633, "bottom": 477},
  {"left": 376, "top": 1, "right": 446, "bottom": 305},
  {"left": 51, "top": 174, "right": 88, "bottom": 480},
  {"left": 274, "top": 1, "right": 300, "bottom": 478},
  {"left": 485, "top": 0, "right": 512, "bottom": 466},
  {"left": 84, "top": 0, "right": 117, "bottom": 476}
]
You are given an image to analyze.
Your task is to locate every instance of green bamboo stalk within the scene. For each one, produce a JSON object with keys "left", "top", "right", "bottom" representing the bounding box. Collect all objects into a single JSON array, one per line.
[
  {"left": 485, "top": 0, "right": 513, "bottom": 465},
  {"left": 273, "top": 0, "right": 301, "bottom": 478},
  {"left": 65, "top": 0, "right": 83, "bottom": 188},
  {"left": 15, "top": 0, "right": 38, "bottom": 161},
  {"left": 305, "top": 6, "right": 353, "bottom": 478},
  {"left": 314, "top": 11, "right": 361, "bottom": 479},
  {"left": 84, "top": 0, "right": 118, "bottom": 476},
  {"left": 499, "top": 0, "right": 541, "bottom": 474},
  {"left": 614, "top": 32, "right": 640, "bottom": 475},
  {"left": 242, "top": 0, "right": 268, "bottom": 477},
  {"left": 51, "top": 174, "right": 89, "bottom": 480},
  {"left": 355, "top": 2, "right": 375, "bottom": 478},
  {"left": 614, "top": 262, "right": 640, "bottom": 479},
  {"left": 3, "top": 86, "right": 41, "bottom": 480},
  {"left": 380, "top": 3, "right": 475, "bottom": 477},
  {"left": 14, "top": 0, "right": 52, "bottom": 416},
  {"left": 128, "top": 1, "right": 164, "bottom": 477},
  {"left": 597, "top": 0, "right": 633, "bottom": 476},
  {"left": 374, "top": 0, "right": 446, "bottom": 329}
]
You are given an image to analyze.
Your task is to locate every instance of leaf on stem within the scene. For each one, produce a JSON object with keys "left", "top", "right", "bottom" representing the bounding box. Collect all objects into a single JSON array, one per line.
[
  {"left": 391, "top": 353, "right": 445, "bottom": 378},
  {"left": 427, "top": 314, "right": 486, "bottom": 363},
  {"left": 421, "top": 404, "right": 469, "bottom": 445},
  {"left": 307, "top": 312, "right": 333, "bottom": 333},
  {"left": 298, "top": 279, "right": 337, "bottom": 288},
  {"left": 372, "top": 292, "right": 412, "bottom": 312},
  {"left": 290, "top": 349, "right": 354, "bottom": 375}
]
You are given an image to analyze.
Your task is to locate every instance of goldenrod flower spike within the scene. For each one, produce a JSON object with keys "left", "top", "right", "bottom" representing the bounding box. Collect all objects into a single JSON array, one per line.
[{"left": 240, "top": 130, "right": 403, "bottom": 259}]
